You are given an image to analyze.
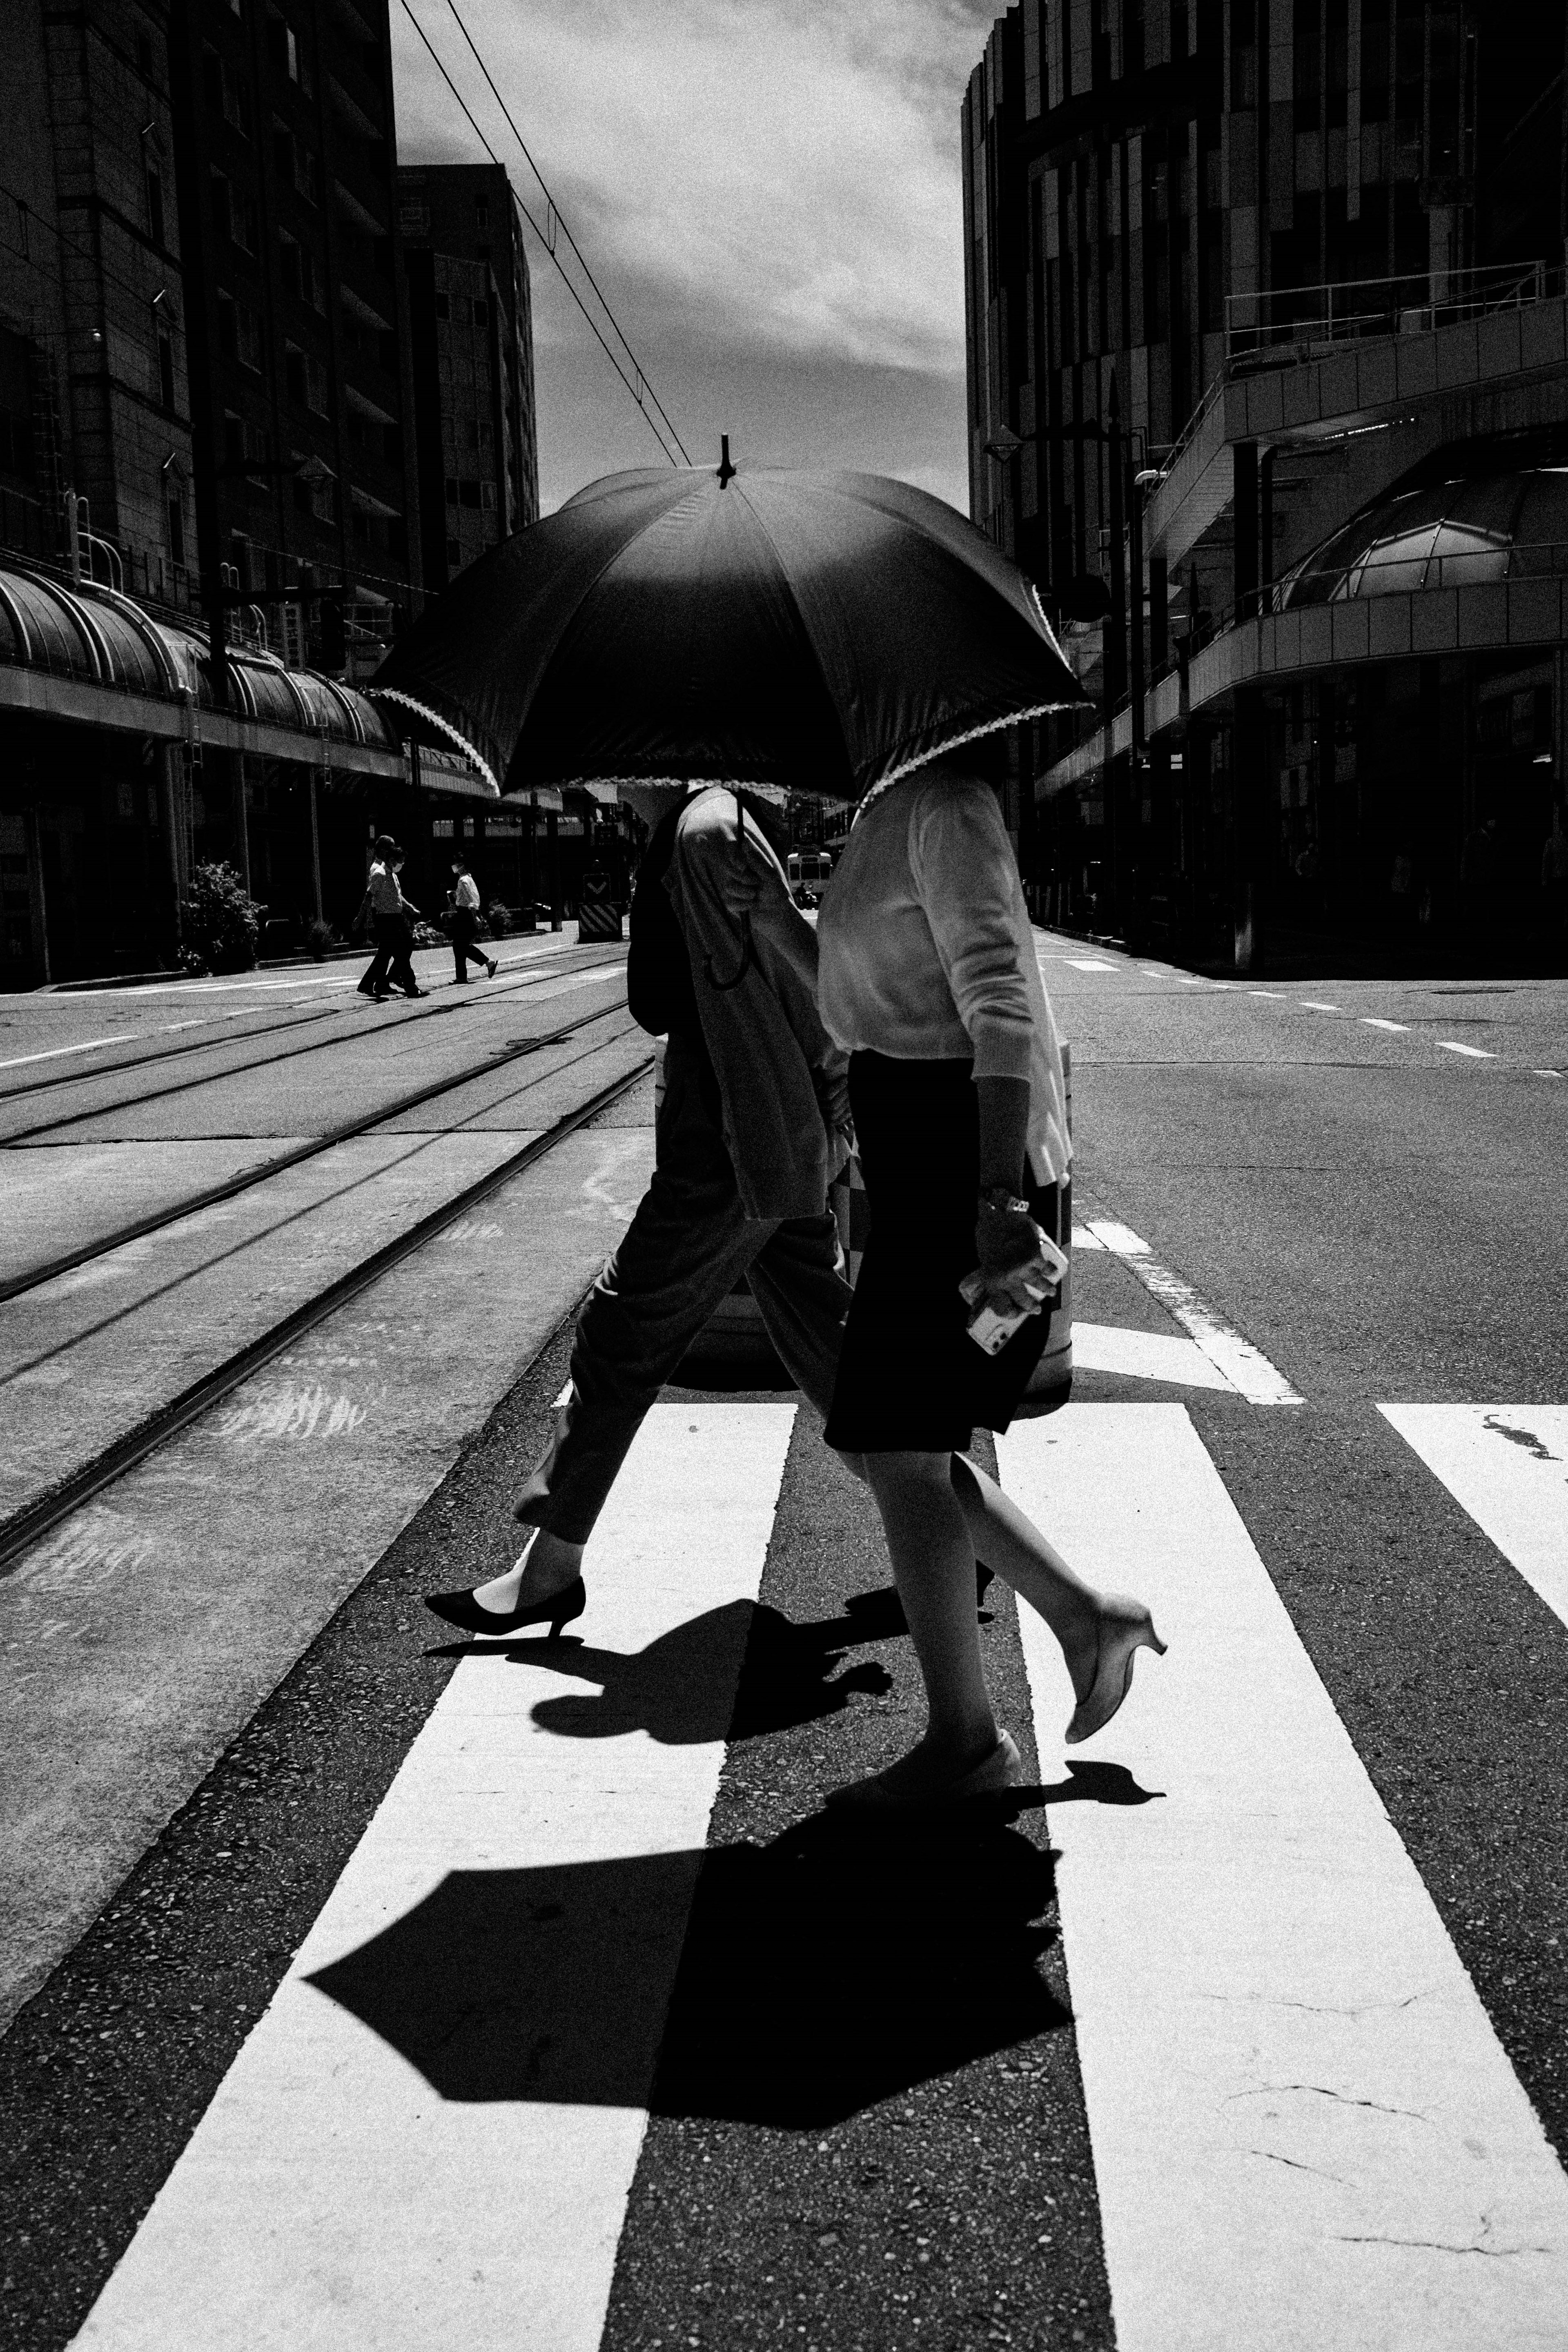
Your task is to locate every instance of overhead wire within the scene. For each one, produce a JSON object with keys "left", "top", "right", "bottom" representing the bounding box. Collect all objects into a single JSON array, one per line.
[
  {"left": 438, "top": 0, "right": 691, "bottom": 464},
  {"left": 395, "top": 0, "right": 686, "bottom": 468}
]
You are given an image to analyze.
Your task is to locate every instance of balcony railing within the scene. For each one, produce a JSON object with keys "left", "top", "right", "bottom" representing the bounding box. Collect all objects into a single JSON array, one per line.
[{"left": 1226, "top": 261, "right": 1562, "bottom": 374}]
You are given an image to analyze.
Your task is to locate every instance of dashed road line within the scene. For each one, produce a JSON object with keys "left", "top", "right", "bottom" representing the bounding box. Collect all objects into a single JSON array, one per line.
[
  {"left": 1302, "top": 1001, "right": 1342, "bottom": 1012},
  {"left": 1439, "top": 1041, "right": 1496, "bottom": 1058},
  {"left": 1362, "top": 1017, "right": 1410, "bottom": 1033}
]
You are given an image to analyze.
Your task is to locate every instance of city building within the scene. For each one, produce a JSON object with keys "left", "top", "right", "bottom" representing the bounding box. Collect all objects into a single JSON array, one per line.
[
  {"left": 166, "top": 0, "right": 424, "bottom": 684},
  {"left": 3, "top": 0, "right": 196, "bottom": 599},
  {"left": 0, "top": 0, "right": 499, "bottom": 986},
  {"left": 964, "top": 1, "right": 1568, "bottom": 967},
  {"left": 396, "top": 161, "right": 539, "bottom": 591}
]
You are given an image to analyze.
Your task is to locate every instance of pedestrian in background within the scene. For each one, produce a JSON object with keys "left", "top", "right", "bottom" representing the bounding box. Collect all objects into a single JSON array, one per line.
[
  {"left": 356, "top": 835, "right": 426, "bottom": 1001},
  {"left": 814, "top": 748, "right": 1165, "bottom": 1809},
  {"left": 448, "top": 853, "right": 498, "bottom": 984}
]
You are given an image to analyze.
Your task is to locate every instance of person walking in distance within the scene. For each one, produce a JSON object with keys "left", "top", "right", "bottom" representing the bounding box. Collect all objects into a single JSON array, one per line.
[
  {"left": 357, "top": 835, "right": 427, "bottom": 1001},
  {"left": 448, "top": 853, "right": 498, "bottom": 984},
  {"left": 425, "top": 784, "right": 854, "bottom": 1638},
  {"left": 813, "top": 747, "right": 1165, "bottom": 1807}
]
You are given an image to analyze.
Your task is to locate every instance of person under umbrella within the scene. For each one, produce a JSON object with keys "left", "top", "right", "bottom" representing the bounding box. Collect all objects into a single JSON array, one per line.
[
  {"left": 425, "top": 779, "right": 854, "bottom": 1637},
  {"left": 382, "top": 449, "right": 1163, "bottom": 1787},
  {"left": 814, "top": 739, "right": 1165, "bottom": 1806}
]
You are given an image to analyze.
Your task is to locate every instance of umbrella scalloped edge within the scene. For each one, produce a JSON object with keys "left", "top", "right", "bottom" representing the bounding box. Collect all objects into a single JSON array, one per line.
[
  {"left": 367, "top": 687, "right": 500, "bottom": 793},
  {"left": 854, "top": 700, "right": 1085, "bottom": 822}
]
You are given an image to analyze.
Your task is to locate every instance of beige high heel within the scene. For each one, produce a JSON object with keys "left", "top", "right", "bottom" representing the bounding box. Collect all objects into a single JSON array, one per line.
[{"left": 1065, "top": 1599, "right": 1167, "bottom": 1744}]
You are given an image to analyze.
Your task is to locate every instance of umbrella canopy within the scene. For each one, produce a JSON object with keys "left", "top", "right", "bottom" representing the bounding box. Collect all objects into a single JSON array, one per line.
[{"left": 371, "top": 461, "right": 1087, "bottom": 799}]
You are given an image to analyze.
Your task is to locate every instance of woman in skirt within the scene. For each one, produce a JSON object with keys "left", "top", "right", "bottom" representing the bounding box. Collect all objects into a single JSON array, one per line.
[{"left": 816, "top": 752, "right": 1165, "bottom": 1809}]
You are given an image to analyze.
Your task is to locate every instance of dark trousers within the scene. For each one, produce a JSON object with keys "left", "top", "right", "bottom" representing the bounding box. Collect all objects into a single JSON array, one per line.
[
  {"left": 359, "top": 912, "right": 419, "bottom": 997},
  {"left": 452, "top": 909, "right": 490, "bottom": 979},
  {"left": 513, "top": 1034, "right": 851, "bottom": 1544}
]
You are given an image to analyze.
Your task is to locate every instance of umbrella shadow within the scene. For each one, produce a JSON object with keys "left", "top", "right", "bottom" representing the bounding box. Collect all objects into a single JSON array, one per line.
[
  {"left": 306, "top": 1807, "right": 1083, "bottom": 2129},
  {"left": 430, "top": 1591, "right": 901, "bottom": 1745}
]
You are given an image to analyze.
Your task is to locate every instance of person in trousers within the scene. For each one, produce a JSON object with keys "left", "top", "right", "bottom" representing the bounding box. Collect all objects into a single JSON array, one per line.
[
  {"left": 813, "top": 746, "right": 1166, "bottom": 1809},
  {"left": 425, "top": 784, "right": 855, "bottom": 1638},
  {"left": 357, "top": 836, "right": 427, "bottom": 1001},
  {"left": 448, "top": 853, "right": 498, "bottom": 984}
]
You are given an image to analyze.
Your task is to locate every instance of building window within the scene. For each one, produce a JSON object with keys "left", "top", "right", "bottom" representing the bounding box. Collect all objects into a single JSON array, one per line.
[
  {"left": 146, "top": 160, "right": 165, "bottom": 247},
  {"left": 136, "top": 25, "right": 154, "bottom": 78},
  {"left": 444, "top": 476, "right": 459, "bottom": 505},
  {"left": 158, "top": 330, "right": 175, "bottom": 410},
  {"left": 459, "top": 479, "right": 481, "bottom": 508},
  {"left": 446, "top": 537, "right": 461, "bottom": 566},
  {"left": 471, "top": 296, "right": 489, "bottom": 327},
  {"left": 167, "top": 493, "right": 185, "bottom": 566},
  {"left": 473, "top": 196, "right": 488, "bottom": 228},
  {"left": 481, "top": 479, "right": 497, "bottom": 512},
  {"left": 434, "top": 289, "right": 449, "bottom": 321}
]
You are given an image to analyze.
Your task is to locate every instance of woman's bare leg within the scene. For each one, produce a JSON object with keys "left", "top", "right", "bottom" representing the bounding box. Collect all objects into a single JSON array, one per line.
[
  {"left": 949, "top": 1452, "right": 1100, "bottom": 1692},
  {"left": 856, "top": 1448, "right": 1000, "bottom": 1797}
]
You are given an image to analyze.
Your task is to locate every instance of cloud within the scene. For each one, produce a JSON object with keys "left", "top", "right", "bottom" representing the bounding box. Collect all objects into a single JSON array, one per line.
[{"left": 392, "top": 0, "right": 994, "bottom": 510}]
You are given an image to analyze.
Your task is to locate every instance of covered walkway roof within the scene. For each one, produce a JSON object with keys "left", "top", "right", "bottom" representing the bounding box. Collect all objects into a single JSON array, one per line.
[{"left": 0, "top": 558, "right": 494, "bottom": 798}]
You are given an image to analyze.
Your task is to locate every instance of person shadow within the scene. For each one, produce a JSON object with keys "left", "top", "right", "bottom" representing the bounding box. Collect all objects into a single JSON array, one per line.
[{"left": 428, "top": 1588, "right": 910, "bottom": 1744}]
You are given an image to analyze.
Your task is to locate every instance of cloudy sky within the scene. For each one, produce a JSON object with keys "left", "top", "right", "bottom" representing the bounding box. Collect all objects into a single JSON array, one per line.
[{"left": 390, "top": 0, "right": 996, "bottom": 515}]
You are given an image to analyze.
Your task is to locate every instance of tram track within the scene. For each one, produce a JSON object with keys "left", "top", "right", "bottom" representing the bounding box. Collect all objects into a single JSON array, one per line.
[
  {"left": 0, "top": 999, "right": 636, "bottom": 1304},
  {"left": 0, "top": 1043, "right": 654, "bottom": 1577},
  {"left": 0, "top": 949, "right": 627, "bottom": 1138}
]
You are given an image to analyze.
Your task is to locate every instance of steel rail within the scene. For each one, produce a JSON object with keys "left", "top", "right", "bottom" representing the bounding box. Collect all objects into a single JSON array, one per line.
[
  {"left": 0, "top": 1049, "right": 653, "bottom": 1578},
  {"left": 0, "top": 953, "right": 627, "bottom": 1140},
  {"left": 0, "top": 1001, "right": 638, "bottom": 1303}
]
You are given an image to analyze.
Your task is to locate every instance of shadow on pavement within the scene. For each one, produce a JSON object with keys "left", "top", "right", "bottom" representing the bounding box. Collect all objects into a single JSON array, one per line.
[{"left": 305, "top": 1808, "right": 1082, "bottom": 2126}]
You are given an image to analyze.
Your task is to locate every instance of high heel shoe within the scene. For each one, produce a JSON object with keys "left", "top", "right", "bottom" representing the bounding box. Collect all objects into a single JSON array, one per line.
[
  {"left": 424, "top": 1575, "right": 585, "bottom": 1639},
  {"left": 1065, "top": 1598, "right": 1167, "bottom": 1744},
  {"left": 827, "top": 1731, "right": 1022, "bottom": 1812}
]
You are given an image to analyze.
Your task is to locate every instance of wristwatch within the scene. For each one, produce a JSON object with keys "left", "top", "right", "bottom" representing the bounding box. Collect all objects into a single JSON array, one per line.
[{"left": 979, "top": 1186, "right": 1032, "bottom": 1217}]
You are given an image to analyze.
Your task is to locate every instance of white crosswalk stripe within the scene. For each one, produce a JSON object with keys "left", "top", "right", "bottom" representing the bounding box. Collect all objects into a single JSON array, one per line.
[
  {"left": 70, "top": 1404, "right": 796, "bottom": 2352},
  {"left": 62, "top": 1398, "right": 1568, "bottom": 2350},
  {"left": 1379, "top": 1405, "right": 1568, "bottom": 1635},
  {"left": 998, "top": 1404, "right": 1568, "bottom": 2352}
]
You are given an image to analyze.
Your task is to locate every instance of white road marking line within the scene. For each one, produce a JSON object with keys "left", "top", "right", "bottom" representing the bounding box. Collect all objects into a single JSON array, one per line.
[
  {"left": 1082, "top": 1220, "right": 1303, "bottom": 1405},
  {"left": 1176, "top": 975, "right": 1205, "bottom": 985},
  {"left": 69, "top": 1403, "right": 796, "bottom": 2352},
  {"left": 999, "top": 1403, "right": 1568, "bottom": 2352},
  {"left": 1249, "top": 989, "right": 1285, "bottom": 998},
  {"left": 1362, "top": 1018, "right": 1410, "bottom": 1032},
  {"left": 0, "top": 1034, "right": 137, "bottom": 1071},
  {"left": 1067, "top": 958, "right": 1118, "bottom": 971},
  {"left": 1379, "top": 1405, "right": 1568, "bottom": 1637},
  {"left": 1532, "top": 1069, "right": 1563, "bottom": 1079},
  {"left": 1302, "top": 1001, "right": 1342, "bottom": 1012},
  {"left": 1439, "top": 1041, "right": 1495, "bottom": 1058},
  {"left": 1070, "top": 1225, "right": 1107, "bottom": 1252},
  {"left": 1071, "top": 1321, "right": 1233, "bottom": 1390}
]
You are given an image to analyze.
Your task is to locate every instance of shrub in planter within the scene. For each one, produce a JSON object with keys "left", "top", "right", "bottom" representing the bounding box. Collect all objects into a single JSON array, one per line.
[
  {"left": 305, "top": 917, "right": 335, "bottom": 961},
  {"left": 486, "top": 900, "right": 510, "bottom": 938},
  {"left": 410, "top": 919, "right": 446, "bottom": 949},
  {"left": 182, "top": 862, "right": 261, "bottom": 973}
]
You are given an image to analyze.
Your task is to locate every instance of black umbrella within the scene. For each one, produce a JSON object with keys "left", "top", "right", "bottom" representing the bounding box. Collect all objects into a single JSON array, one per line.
[{"left": 371, "top": 454, "right": 1087, "bottom": 798}]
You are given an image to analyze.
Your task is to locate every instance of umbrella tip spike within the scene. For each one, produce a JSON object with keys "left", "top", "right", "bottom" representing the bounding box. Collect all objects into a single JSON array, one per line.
[{"left": 717, "top": 434, "right": 735, "bottom": 487}]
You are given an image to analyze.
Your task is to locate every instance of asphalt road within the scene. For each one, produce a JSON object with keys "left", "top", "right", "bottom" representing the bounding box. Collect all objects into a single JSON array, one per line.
[{"left": 1, "top": 929, "right": 1565, "bottom": 2351}]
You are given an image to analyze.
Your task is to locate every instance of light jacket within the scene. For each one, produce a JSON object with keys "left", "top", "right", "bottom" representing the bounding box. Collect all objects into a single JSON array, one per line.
[{"left": 664, "top": 788, "right": 849, "bottom": 1222}]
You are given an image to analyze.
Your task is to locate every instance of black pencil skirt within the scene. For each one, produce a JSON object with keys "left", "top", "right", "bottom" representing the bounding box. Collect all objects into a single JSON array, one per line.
[{"left": 822, "top": 1052, "right": 1059, "bottom": 1457}]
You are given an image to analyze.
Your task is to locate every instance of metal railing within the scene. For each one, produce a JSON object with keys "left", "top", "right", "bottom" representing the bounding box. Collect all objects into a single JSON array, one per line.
[{"left": 1226, "top": 261, "right": 1561, "bottom": 372}]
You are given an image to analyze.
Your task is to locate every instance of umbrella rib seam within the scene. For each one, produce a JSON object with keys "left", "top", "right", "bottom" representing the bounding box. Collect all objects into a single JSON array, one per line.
[{"left": 368, "top": 688, "right": 500, "bottom": 791}]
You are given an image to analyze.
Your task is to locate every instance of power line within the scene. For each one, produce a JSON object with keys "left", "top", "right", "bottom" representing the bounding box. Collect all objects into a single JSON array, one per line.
[
  {"left": 394, "top": 0, "right": 686, "bottom": 468},
  {"left": 439, "top": 0, "right": 690, "bottom": 464}
]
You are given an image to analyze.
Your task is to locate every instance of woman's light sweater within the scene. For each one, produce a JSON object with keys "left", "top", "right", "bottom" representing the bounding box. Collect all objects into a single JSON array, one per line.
[{"left": 816, "top": 768, "right": 1071, "bottom": 1186}]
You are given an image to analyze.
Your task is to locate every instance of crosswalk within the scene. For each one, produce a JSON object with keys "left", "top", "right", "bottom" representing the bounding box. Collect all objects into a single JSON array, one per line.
[{"left": 61, "top": 1394, "right": 1568, "bottom": 2349}]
